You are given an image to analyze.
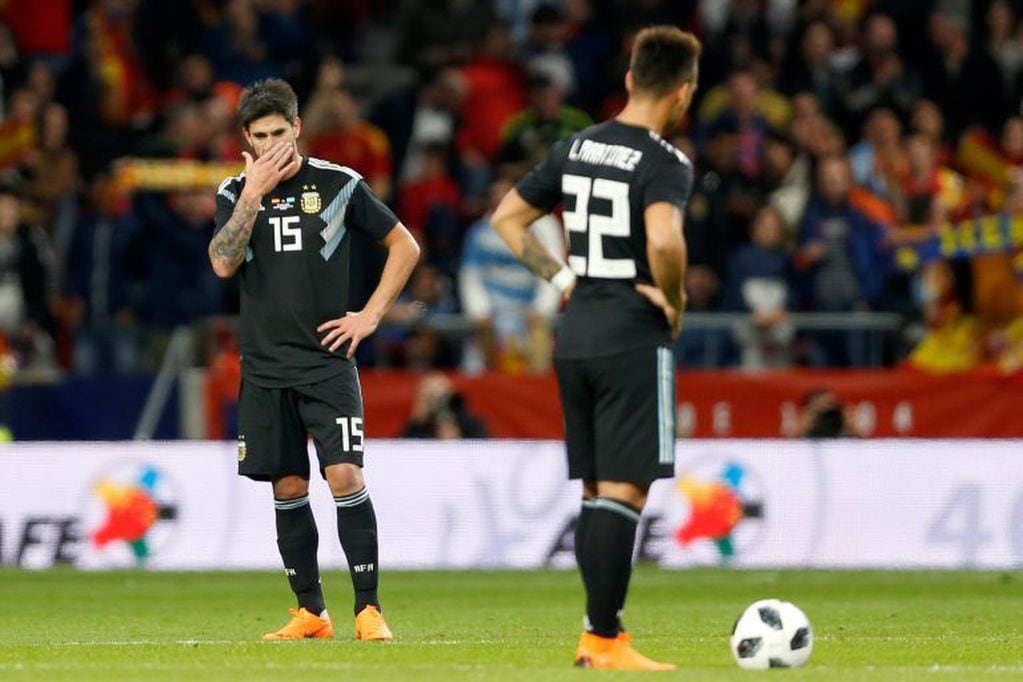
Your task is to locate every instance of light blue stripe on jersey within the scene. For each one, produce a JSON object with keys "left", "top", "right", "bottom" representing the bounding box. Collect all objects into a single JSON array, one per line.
[
  {"left": 245, "top": 246, "right": 254, "bottom": 262},
  {"left": 657, "top": 347, "right": 675, "bottom": 465},
  {"left": 318, "top": 177, "right": 359, "bottom": 261}
]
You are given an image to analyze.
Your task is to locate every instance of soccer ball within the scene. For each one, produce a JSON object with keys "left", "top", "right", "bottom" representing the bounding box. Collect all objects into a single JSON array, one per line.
[{"left": 729, "top": 599, "right": 813, "bottom": 670}]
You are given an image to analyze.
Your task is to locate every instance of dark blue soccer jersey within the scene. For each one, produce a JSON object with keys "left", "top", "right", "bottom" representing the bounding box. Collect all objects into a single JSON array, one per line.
[
  {"left": 515, "top": 120, "right": 694, "bottom": 358},
  {"left": 214, "top": 156, "right": 397, "bottom": 387}
]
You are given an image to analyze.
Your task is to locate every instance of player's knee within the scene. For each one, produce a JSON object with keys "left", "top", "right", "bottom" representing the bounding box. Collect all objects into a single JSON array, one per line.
[
  {"left": 272, "top": 475, "right": 310, "bottom": 500},
  {"left": 325, "top": 463, "right": 364, "bottom": 497},
  {"left": 596, "top": 481, "right": 648, "bottom": 510}
]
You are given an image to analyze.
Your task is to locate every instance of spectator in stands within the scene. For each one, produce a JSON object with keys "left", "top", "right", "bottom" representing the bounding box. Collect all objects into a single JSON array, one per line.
[
  {"left": 910, "top": 99, "right": 950, "bottom": 166},
  {"left": 498, "top": 71, "right": 592, "bottom": 179},
  {"left": 987, "top": 0, "right": 1023, "bottom": 103},
  {"left": 0, "top": 87, "right": 39, "bottom": 174},
  {"left": 397, "top": 0, "right": 497, "bottom": 75},
  {"left": 0, "top": 22, "right": 21, "bottom": 116},
  {"left": 371, "top": 66, "right": 465, "bottom": 183},
  {"left": 164, "top": 53, "right": 243, "bottom": 112},
  {"left": 698, "top": 69, "right": 774, "bottom": 181},
  {"left": 402, "top": 371, "right": 488, "bottom": 439},
  {"left": 521, "top": 4, "right": 576, "bottom": 98},
  {"left": 459, "top": 176, "right": 562, "bottom": 373},
  {"left": 379, "top": 263, "right": 461, "bottom": 370},
  {"left": 304, "top": 87, "right": 393, "bottom": 201},
  {"left": 62, "top": 175, "right": 140, "bottom": 374},
  {"left": 456, "top": 21, "right": 527, "bottom": 198},
  {"left": 202, "top": 0, "right": 283, "bottom": 85},
  {"left": 398, "top": 143, "right": 463, "bottom": 276},
  {"left": 781, "top": 21, "right": 843, "bottom": 118},
  {"left": 922, "top": 8, "right": 1006, "bottom": 139},
  {"left": 674, "top": 264, "right": 736, "bottom": 367},
  {"left": 131, "top": 190, "right": 223, "bottom": 332},
  {"left": 0, "top": 184, "right": 55, "bottom": 372},
  {"left": 849, "top": 108, "right": 907, "bottom": 202},
  {"left": 724, "top": 205, "right": 794, "bottom": 368},
  {"left": 762, "top": 128, "right": 810, "bottom": 239},
  {"left": 795, "top": 154, "right": 889, "bottom": 366},
  {"left": 894, "top": 133, "right": 964, "bottom": 227},
  {"left": 843, "top": 13, "right": 922, "bottom": 131},
  {"left": 687, "top": 118, "right": 762, "bottom": 283},
  {"left": 788, "top": 91, "right": 846, "bottom": 160},
  {"left": 20, "top": 102, "right": 79, "bottom": 253}
]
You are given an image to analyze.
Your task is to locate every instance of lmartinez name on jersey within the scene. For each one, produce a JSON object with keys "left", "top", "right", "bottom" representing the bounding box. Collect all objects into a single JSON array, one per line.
[{"left": 567, "top": 139, "right": 643, "bottom": 172}]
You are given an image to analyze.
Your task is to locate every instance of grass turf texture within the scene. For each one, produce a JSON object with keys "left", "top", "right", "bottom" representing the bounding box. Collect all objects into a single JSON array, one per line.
[{"left": 1, "top": 568, "right": 1022, "bottom": 680}]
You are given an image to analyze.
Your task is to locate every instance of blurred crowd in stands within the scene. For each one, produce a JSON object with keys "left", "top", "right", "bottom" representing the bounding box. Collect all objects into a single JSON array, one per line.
[{"left": 2, "top": 0, "right": 1023, "bottom": 384}]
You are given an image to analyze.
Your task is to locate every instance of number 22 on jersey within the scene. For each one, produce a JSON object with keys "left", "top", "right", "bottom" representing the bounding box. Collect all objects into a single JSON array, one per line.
[
  {"left": 562, "top": 174, "right": 634, "bottom": 279},
  {"left": 270, "top": 215, "right": 302, "bottom": 252}
]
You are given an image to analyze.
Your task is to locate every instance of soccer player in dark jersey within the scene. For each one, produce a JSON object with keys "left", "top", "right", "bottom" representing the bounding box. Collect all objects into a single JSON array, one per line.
[
  {"left": 491, "top": 27, "right": 700, "bottom": 670},
  {"left": 209, "top": 79, "right": 420, "bottom": 641}
]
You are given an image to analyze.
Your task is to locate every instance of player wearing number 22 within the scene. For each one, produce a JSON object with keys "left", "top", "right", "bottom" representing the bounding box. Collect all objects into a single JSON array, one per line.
[
  {"left": 493, "top": 27, "right": 701, "bottom": 670},
  {"left": 209, "top": 79, "right": 419, "bottom": 641}
]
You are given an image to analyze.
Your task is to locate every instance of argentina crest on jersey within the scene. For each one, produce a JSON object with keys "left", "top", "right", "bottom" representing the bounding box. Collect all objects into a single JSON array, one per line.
[{"left": 301, "top": 184, "right": 321, "bottom": 213}]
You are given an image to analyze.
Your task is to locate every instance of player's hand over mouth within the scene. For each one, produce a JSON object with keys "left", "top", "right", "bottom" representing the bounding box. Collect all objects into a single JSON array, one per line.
[{"left": 240, "top": 143, "right": 300, "bottom": 200}]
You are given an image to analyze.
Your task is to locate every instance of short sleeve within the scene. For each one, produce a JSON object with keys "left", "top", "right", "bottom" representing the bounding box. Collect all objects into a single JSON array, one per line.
[
  {"left": 642, "top": 158, "right": 694, "bottom": 211},
  {"left": 346, "top": 180, "right": 399, "bottom": 240},
  {"left": 515, "top": 137, "right": 570, "bottom": 211},
  {"left": 214, "top": 176, "right": 243, "bottom": 237}
]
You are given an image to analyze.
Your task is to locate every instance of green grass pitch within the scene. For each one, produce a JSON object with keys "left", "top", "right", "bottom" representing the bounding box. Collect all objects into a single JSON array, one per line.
[{"left": 1, "top": 567, "right": 1022, "bottom": 680}]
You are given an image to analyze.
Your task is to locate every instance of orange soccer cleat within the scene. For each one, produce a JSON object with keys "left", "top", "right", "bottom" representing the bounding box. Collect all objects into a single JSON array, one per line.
[
  {"left": 262, "top": 607, "right": 334, "bottom": 640},
  {"left": 355, "top": 605, "right": 394, "bottom": 641},
  {"left": 573, "top": 631, "right": 677, "bottom": 671}
]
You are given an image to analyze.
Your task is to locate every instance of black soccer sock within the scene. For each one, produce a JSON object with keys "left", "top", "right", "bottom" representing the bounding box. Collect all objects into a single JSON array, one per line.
[
  {"left": 575, "top": 499, "right": 596, "bottom": 592},
  {"left": 335, "top": 487, "right": 380, "bottom": 615},
  {"left": 274, "top": 495, "right": 325, "bottom": 616},
  {"left": 582, "top": 498, "right": 641, "bottom": 638}
]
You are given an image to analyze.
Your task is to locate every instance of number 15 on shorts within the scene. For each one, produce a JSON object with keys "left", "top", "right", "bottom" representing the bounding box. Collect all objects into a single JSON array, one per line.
[{"left": 336, "top": 416, "right": 364, "bottom": 452}]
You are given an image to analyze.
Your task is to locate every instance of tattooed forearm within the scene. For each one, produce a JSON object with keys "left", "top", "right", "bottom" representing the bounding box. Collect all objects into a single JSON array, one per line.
[
  {"left": 209, "top": 198, "right": 260, "bottom": 276},
  {"left": 521, "top": 232, "right": 562, "bottom": 281}
]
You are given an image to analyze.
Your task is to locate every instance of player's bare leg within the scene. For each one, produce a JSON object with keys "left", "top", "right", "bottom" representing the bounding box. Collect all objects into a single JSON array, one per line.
[
  {"left": 573, "top": 480, "right": 675, "bottom": 670},
  {"left": 263, "top": 474, "right": 333, "bottom": 640},
  {"left": 326, "top": 463, "right": 393, "bottom": 640}
]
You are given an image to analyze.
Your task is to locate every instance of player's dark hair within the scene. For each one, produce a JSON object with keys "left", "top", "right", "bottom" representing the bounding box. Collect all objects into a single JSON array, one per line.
[
  {"left": 237, "top": 78, "right": 299, "bottom": 129},
  {"left": 629, "top": 26, "right": 701, "bottom": 95}
]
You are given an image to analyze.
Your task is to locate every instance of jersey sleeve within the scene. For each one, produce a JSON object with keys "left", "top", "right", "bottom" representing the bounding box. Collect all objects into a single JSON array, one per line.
[
  {"left": 346, "top": 179, "right": 400, "bottom": 240},
  {"left": 642, "top": 158, "right": 694, "bottom": 211},
  {"left": 213, "top": 176, "right": 242, "bottom": 237},
  {"left": 515, "top": 137, "right": 569, "bottom": 211}
]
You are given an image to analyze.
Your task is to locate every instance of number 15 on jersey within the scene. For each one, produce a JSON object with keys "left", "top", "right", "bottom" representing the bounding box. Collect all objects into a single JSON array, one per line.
[{"left": 270, "top": 215, "right": 302, "bottom": 252}]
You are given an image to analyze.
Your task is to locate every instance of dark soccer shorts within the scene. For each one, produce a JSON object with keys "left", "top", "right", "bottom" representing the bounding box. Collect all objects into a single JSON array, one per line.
[
  {"left": 555, "top": 346, "right": 676, "bottom": 487},
  {"left": 236, "top": 366, "right": 365, "bottom": 481}
]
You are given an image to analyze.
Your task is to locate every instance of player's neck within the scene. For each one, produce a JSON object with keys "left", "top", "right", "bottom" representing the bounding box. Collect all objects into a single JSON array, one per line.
[{"left": 615, "top": 100, "right": 671, "bottom": 137}]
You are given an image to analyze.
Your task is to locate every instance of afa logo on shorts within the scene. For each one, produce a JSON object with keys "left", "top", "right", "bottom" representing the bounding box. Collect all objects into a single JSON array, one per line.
[
  {"left": 237, "top": 436, "right": 247, "bottom": 462},
  {"left": 674, "top": 457, "right": 764, "bottom": 562},
  {"left": 83, "top": 462, "right": 179, "bottom": 566}
]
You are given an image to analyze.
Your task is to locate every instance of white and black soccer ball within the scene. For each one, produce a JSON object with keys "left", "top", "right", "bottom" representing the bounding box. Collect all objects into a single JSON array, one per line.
[{"left": 729, "top": 599, "right": 813, "bottom": 670}]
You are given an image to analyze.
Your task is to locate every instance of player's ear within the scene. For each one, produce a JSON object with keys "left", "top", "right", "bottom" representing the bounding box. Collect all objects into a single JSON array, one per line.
[
  {"left": 293, "top": 116, "right": 302, "bottom": 140},
  {"left": 242, "top": 127, "right": 254, "bottom": 150},
  {"left": 624, "top": 69, "right": 634, "bottom": 93},
  {"left": 677, "top": 80, "right": 696, "bottom": 108}
]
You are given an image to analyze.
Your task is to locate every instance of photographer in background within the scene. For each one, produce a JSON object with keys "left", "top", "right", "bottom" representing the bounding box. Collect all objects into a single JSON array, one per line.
[
  {"left": 792, "top": 387, "right": 864, "bottom": 438},
  {"left": 402, "top": 371, "right": 488, "bottom": 439}
]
